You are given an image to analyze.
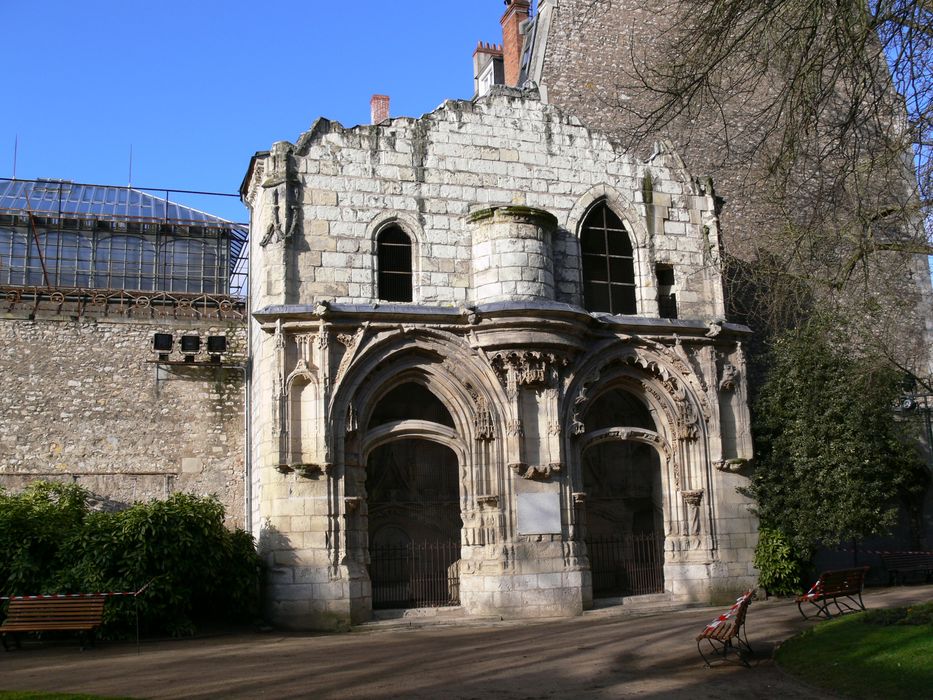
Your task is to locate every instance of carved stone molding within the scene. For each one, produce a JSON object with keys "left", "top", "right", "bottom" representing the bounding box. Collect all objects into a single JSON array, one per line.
[
  {"left": 476, "top": 494, "right": 499, "bottom": 508},
  {"left": 572, "top": 492, "right": 587, "bottom": 504},
  {"left": 334, "top": 326, "right": 367, "bottom": 385},
  {"left": 474, "top": 403, "right": 495, "bottom": 441},
  {"left": 345, "top": 403, "right": 359, "bottom": 435},
  {"left": 714, "top": 458, "right": 751, "bottom": 474},
  {"left": 344, "top": 496, "right": 362, "bottom": 514},
  {"left": 510, "top": 462, "right": 561, "bottom": 480},
  {"left": 490, "top": 350, "right": 567, "bottom": 398},
  {"left": 719, "top": 362, "right": 738, "bottom": 391},
  {"left": 292, "top": 463, "right": 333, "bottom": 478}
]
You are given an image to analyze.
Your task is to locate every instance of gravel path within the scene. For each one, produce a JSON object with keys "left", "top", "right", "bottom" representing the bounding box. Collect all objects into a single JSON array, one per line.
[{"left": 2, "top": 584, "right": 930, "bottom": 699}]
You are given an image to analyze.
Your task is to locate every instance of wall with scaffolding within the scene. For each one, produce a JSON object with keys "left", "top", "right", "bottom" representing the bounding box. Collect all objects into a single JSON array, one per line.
[{"left": 0, "top": 178, "right": 249, "bottom": 525}]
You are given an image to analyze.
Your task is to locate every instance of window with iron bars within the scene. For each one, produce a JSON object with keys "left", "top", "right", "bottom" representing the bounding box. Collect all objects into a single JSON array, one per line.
[
  {"left": 377, "top": 225, "right": 413, "bottom": 302},
  {"left": 580, "top": 202, "right": 637, "bottom": 315}
]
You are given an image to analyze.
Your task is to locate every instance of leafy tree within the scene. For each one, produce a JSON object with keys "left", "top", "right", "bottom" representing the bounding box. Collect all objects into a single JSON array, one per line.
[
  {"left": 748, "top": 320, "right": 928, "bottom": 562},
  {"left": 587, "top": 0, "right": 933, "bottom": 379}
]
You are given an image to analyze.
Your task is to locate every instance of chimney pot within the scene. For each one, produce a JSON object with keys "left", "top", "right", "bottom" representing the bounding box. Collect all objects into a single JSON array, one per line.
[{"left": 370, "top": 94, "right": 390, "bottom": 125}]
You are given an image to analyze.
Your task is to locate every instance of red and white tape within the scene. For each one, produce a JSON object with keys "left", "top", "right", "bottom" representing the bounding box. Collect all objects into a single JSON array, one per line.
[{"left": 1, "top": 580, "right": 152, "bottom": 601}]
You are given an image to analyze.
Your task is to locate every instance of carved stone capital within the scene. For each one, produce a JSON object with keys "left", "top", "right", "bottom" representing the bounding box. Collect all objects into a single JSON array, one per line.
[
  {"left": 344, "top": 496, "right": 362, "bottom": 514},
  {"left": 490, "top": 350, "right": 568, "bottom": 397},
  {"left": 476, "top": 494, "right": 499, "bottom": 508},
  {"left": 682, "top": 489, "right": 704, "bottom": 507}
]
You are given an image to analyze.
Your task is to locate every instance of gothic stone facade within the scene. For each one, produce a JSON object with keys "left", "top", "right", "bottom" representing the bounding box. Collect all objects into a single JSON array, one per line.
[{"left": 243, "top": 89, "right": 757, "bottom": 630}]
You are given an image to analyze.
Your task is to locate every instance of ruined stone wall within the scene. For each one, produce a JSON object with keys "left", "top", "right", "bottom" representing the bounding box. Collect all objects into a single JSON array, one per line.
[
  {"left": 246, "top": 88, "right": 725, "bottom": 323},
  {"left": 0, "top": 311, "right": 247, "bottom": 526}
]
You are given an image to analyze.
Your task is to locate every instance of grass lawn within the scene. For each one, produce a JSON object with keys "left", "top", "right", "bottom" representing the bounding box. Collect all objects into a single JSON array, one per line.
[{"left": 776, "top": 601, "right": 933, "bottom": 699}]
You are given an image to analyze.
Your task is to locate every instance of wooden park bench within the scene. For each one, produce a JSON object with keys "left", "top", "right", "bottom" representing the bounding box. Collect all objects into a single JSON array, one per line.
[
  {"left": 696, "top": 591, "right": 754, "bottom": 667},
  {"left": 880, "top": 552, "right": 933, "bottom": 585},
  {"left": 796, "top": 566, "right": 868, "bottom": 620},
  {"left": 1, "top": 595, "right": 106, "bottom": 650}
]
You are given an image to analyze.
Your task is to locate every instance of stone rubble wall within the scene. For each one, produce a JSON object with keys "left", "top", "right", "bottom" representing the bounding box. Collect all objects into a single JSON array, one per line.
[{"left": 0, "top": 313, "right": 247, "bottom": 526}]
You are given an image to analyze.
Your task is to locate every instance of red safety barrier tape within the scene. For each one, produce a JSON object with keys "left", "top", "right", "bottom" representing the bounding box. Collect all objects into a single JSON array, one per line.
[
  {"left": 701, "top": 591, "right": 752, "bottom": 633},
  {"left": 830, "top": 548, "right": 933, "bottom": 555},
  {"left": 1, "top": 580, "right": 152, "bottom": 601}
]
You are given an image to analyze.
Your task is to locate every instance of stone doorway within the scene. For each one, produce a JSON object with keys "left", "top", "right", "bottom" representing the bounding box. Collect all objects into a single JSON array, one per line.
[
  {"left": 367, "top": 439, "right": 462, "bottom": 608},
  {"left": 583, "top": 441, "right": 664, "bottom": 597},
  {"left": 365, "top": 383, "right": 463, "bottom": 610},
  {"left": 581, "top": 388, "right": 665, "bottom": 598}
]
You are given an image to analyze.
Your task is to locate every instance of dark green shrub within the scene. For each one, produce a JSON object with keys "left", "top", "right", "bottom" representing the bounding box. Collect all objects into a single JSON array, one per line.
[
  {"left": 754, "top": 527, "right": 808, "bottom": 596},
  {"left": 0, "top": 482, "right": 89, "bottom": 595},
  {"left": 0, "top": 483, "right": 262, "bottom": 637},
  {"left": 747, "top": 320, "right": 928, "bottom": 563}
]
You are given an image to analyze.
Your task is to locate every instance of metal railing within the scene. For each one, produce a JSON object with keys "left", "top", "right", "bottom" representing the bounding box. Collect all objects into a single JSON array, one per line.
[
  {"left": 586, "top": 532, "right": 665, "bottom": 598},
  {"left": 370, "top": 540, "right": 461, "bottom": 609}
]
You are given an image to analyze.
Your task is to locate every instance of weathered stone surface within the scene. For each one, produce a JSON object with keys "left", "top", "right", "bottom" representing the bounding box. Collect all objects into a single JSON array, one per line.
[
  {"left": 242, "top": 89, "right": 758, "bottom": 629},
  {"left": 0, "top": 313, "right": 246, "bottom": 526}
]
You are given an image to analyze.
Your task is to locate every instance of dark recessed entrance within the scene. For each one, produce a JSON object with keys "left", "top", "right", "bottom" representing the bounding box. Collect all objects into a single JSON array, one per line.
[
  {"left": 583, "top": 388, "right": 665, "bottom": 598},
  {"left": 366, "top": 382, "right": 462, "bottom": 609},
  {"left": 367, "top": 439, "right": 462, "bottom": 609}
]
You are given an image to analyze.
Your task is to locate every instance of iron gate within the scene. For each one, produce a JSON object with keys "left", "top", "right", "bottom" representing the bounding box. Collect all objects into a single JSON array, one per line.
[
  {"left": 370, "top": 540, "right": 461, "bottom": 609},
  {"left": 586, "top": 532, "right": 665, "bottom": 597}
]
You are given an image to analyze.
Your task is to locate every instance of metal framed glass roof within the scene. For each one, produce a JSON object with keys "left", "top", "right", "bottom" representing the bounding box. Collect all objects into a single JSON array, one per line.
[{"left": 0, "top": 178, "right": 248, "bottom": 264}]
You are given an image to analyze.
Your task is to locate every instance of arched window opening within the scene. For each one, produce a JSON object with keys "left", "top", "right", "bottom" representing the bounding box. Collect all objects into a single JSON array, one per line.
[
  {"left": 367, "top": 382, "right": 455, "bottom": 430},
  {"left": 585, "top": 388, "right": 655, "bottom": 433},
  {"left": 377, "top": 225, "right": 413, "bottom": 302},
  {"left": 580, "top": 202, "right": 636, "bottom": 314}
]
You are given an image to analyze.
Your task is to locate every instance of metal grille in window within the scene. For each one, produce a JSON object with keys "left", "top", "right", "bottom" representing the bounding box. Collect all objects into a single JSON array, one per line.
[
  {"left": 377, "top": 225, "right": 413, "bottom": 302},
  {"left": 580, "top": 202, "right": 636, "bottom": 314}
]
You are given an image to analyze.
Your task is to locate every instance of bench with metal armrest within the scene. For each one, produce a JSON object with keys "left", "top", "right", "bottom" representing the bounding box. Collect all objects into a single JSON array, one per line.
[{"left": 796, "top": 567, "right": 868, "bottom": 620}]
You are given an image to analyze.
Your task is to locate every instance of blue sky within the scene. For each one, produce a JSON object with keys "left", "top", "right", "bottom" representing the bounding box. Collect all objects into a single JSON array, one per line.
[{"left": 2, "top": 1, "right": 509, "bottom": 223}]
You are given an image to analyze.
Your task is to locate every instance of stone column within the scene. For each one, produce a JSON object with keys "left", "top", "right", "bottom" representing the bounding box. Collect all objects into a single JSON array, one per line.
[{"left": 469, "top": 206, "right": 557, "bottom": 304}]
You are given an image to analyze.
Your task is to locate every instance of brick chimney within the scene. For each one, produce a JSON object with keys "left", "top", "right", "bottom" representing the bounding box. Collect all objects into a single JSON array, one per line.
[
  {"left": 500, "top": 0, "right": 531, "bottom": 87},
  {"left": 370, "top": 94, "right": 390, "bottom": 125}
]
